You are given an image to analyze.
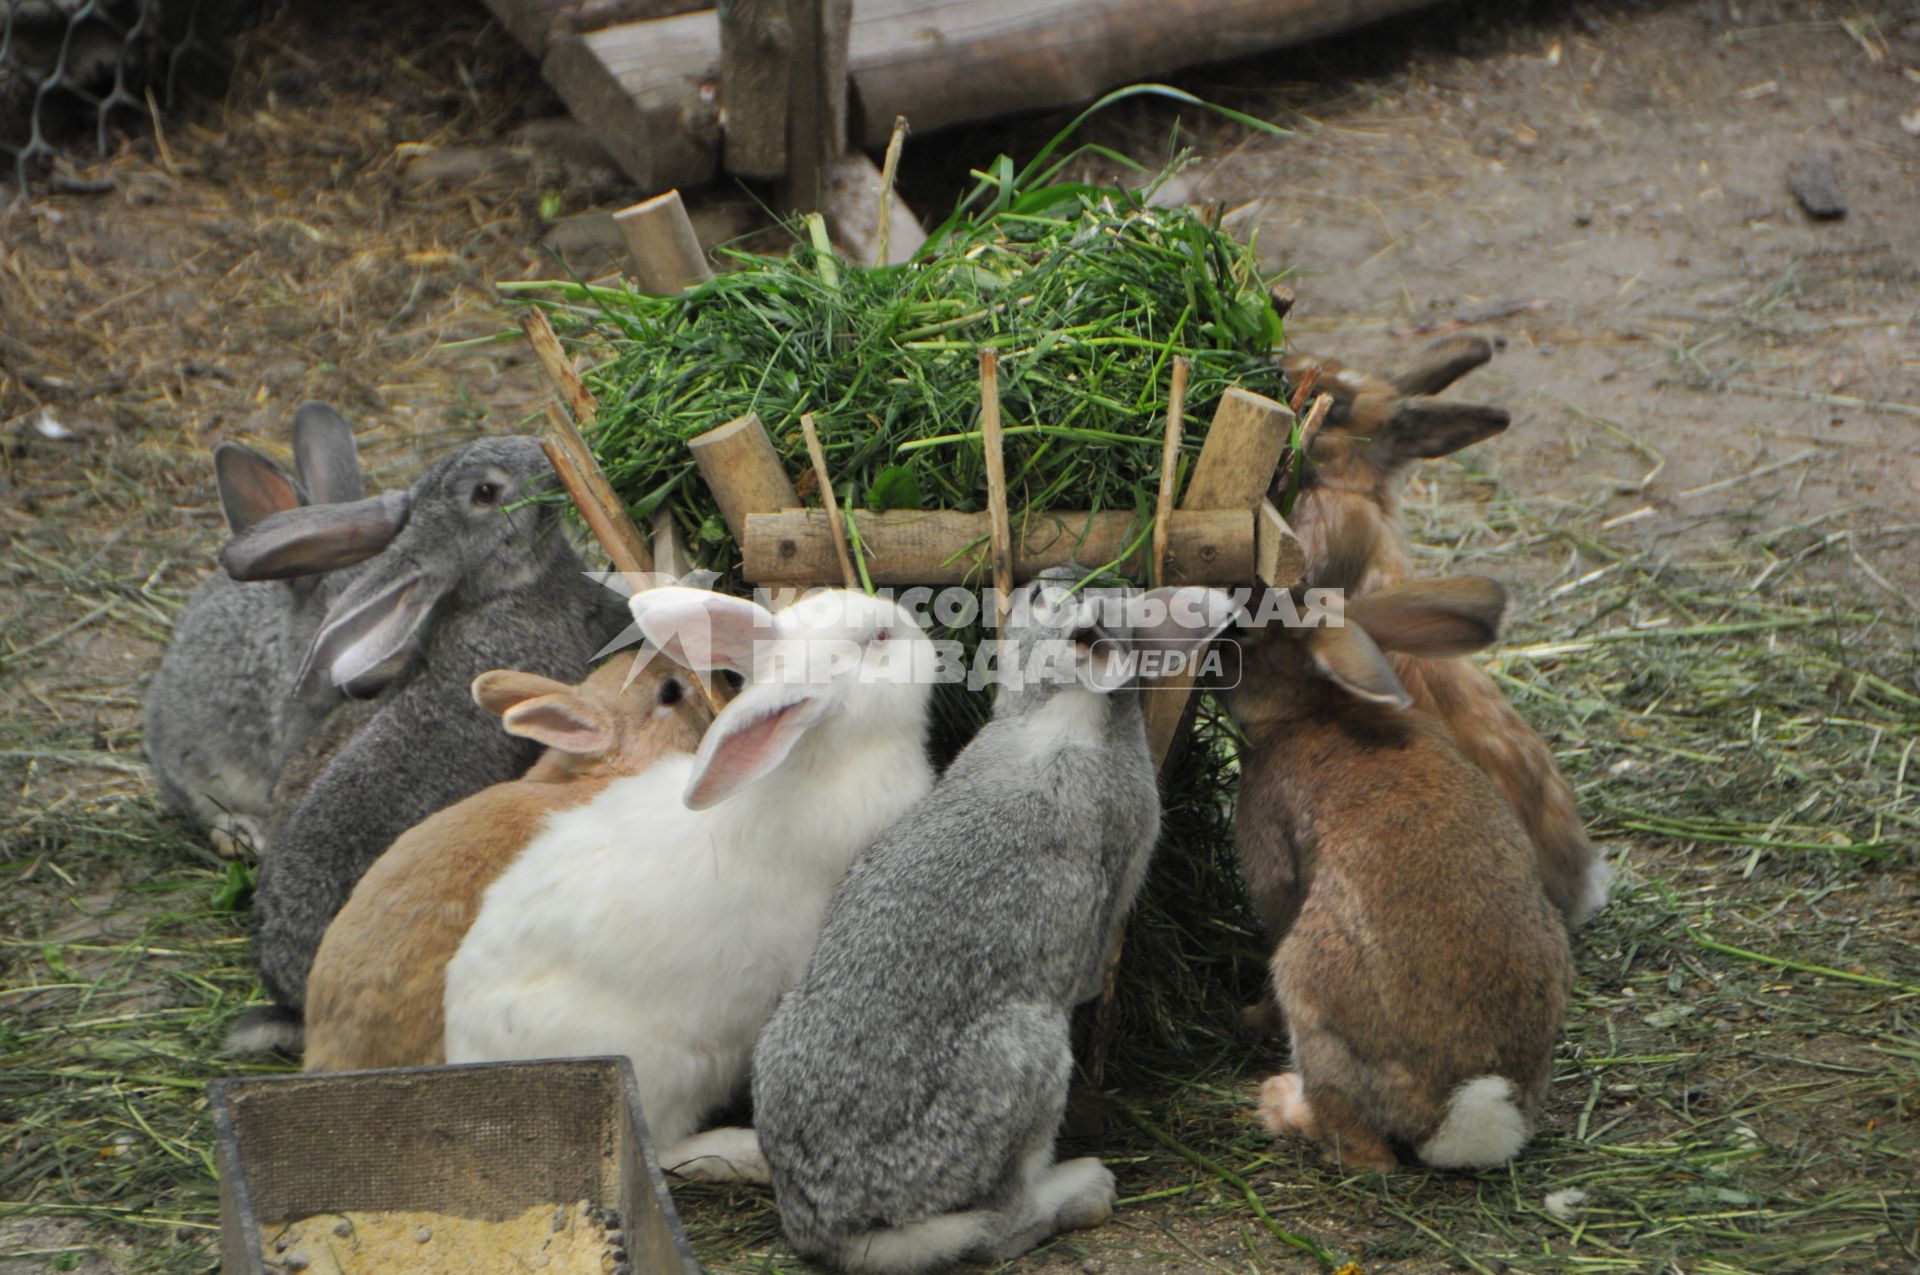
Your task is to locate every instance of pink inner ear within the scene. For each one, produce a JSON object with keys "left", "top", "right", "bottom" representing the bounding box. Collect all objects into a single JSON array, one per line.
[
  {"left": 685, "top": 699, "right": 813, "bottom": 810},
  {"left": 503, "top": 699, "right": 613, "bottom": 757}
]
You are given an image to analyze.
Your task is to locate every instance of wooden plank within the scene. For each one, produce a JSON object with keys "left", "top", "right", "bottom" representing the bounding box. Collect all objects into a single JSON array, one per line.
[
  {"left": 612, "top": 190, "right": 716, "bottom": 293},
  {"left": 482, "top": 0, "right": 708, "bottom": 63},
  {"left": 1256, "top": 498, "right": 1305, "bottom": 590},
  {"left": 550, "top": 0, "right": 1437, "bottom": 190},
  {"left": 687, "top": 412, "right": 803, "bottom": 543},
  {"left": 1181, "top": 387, "right": 1293, "bottom": 511},
  {"left": 742, "top": 508, "right": 1251, "bottom": 586},
  {"left": 717, "top": 0, "right": 792, "bottom": 178},
  {"left": 542, "top": 10, "right": 724, "bottom": 193}
]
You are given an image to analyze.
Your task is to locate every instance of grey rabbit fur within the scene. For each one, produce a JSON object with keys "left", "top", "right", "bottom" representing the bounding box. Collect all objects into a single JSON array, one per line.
[
  {"left": 144, "top": 403, "right": 390, "bottom": 858},
  {"left": 746, "top": 575, "right": 1240, "bottom": 1275},
  {"left": 226, "top": 436, "right": 618, "bottom": 1053}
]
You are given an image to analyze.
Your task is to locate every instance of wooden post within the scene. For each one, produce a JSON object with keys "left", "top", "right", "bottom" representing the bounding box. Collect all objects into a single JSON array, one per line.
[
  {"left": 688, "top": 412, "right": 803, "bottom": 543},
  {"left": 612, "top": 190, "right": 715, "bottom": 295},
  {"left": 799, "top": 413, "right": 859, "bottom": 589},
  {"left": 1142, "top": 388, "right": 1298, "bottom": 768},
  {"left": 716, "top": 0, "right": 792, "bottom": 179},
  {"left": 782, "top": 0, "right": 852, "bottom": 214},
  {"left": 650, "top": 507, "right": 695, "bottom": 580},
  {"left": 978, "top": 349, "right": 1014, "bottom": 625},
  {"left": 1150, "top": 357, "right": 1188, "bottom": 589}
]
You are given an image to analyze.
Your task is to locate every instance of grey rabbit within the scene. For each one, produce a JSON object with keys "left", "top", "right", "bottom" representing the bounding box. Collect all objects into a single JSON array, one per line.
[
  {"left": 223, "top": 436, "right": 616, "bottom": 1053},
  {"left": 144, "top": 403, "right": 392, "bottom": 858},
  {"left": 742, "top": 575, "right": 1239, "bottom": 1275}
]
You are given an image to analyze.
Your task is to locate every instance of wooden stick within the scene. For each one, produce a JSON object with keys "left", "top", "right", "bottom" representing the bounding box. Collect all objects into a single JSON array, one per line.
[
  {"left": 521, "top": 308, "right": 599, "bottom": 428},
  {"left": 611, "top": 190, "right": 716, "bottom": 295},
  {"left": 1150, "top": 356, "right": 1188, "bottom": 589},
  {"left": 541, "top": 404, "right": 653, "bottom": 576},
  {"left": 874, "top": 115, "right": 909, "bottom": 266},
  {"left": 978, "top": 348, "right": 1013, "bottom": 625},
  {"left": 1287, "top": 361, "right": 1319, "bottom": 414},
  {"left": 799, "top": 413, "right": 860, "bottom": 589}
]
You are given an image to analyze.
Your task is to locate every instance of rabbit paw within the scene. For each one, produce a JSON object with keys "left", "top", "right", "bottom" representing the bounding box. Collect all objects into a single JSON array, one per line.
[
  {"left": 1044, "top": 1158, "right": 1116, "bottom": 1232},
  {"left": 208, "top": 817, "right": 264, "bottom": 862},
  {"left": 1257, "top": 1072, "right": 1318, "bottom": 1139},
  {"left": 663, "top": 1127, "right": 769, "bottom": 1184}
]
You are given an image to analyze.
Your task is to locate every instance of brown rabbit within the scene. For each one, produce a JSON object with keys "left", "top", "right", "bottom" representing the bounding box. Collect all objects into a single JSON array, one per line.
[
  {"left": 1227, "top": 535, "right": 1572, "bottom": 1172},
  {"left": 1279, "top": 334, "right": 1608, "bottom": 928},
  {"left": 301, "top": 652, "right": 712, "bottom": 1072}
]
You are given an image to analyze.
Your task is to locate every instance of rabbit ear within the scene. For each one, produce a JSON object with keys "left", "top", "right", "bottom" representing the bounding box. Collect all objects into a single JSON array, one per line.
[
  {"left": 291, "top": 402, "right": 364, "bottom": 505},
  {"left": 683, "top": 685, "right": 829, "bottom": 810},
  {"left": 1129, "top": 587, "right": 1244, "bottom": 652},
  {"left": 221, "top": 492, "right": 411, "bottom": 581},
  {"left": 1378, "top": 399, "right": 1510, "bottom": 464},
  {"left": 472, "top": 669, "right": 575, "bottom": 717},
  {"left": 502, "top": 693, "right": 617, "bottom": 757},
  {"left": 1346, "top": 577, "right": 1505, "bottom": 658},
  {"left": 213, "top": 443, "right": 303, "bottom": 533},
  {"left": 630, "top": 588, "right": 776, "bottom": 676},
  {"left": 1389, "top": 335, "right": 1495, "bottom": 396},
  {"left": 1306, "top": 622, "right": 1413, "bottom": 708},
  {"left": 299, "top": 570, "right": 449, "bottom": 693}
]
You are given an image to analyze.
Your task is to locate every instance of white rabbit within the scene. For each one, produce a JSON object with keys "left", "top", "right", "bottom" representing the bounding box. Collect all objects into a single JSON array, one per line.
[{"left": 442, "top": 586, "right": 937, "bottom": 1170}]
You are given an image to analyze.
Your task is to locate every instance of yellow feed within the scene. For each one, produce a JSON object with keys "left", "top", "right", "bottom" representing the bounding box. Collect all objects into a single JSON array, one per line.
[{"left": 259, "top": 1199, "right": 621, "bottom": 1275}]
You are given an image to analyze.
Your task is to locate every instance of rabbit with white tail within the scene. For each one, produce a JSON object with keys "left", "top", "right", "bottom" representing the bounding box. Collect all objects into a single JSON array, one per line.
[
  {"left": 1278, "top": 334, "right": 1608, "bottom": 928},
  {"left": 144, "top": 403, "right": 389, "bottom": 858},
  {"left": 442, "top": 585, "right": 937, "bottom": 1173},
  {"left": 226, "top": 437, "right": 615, "bottom": 1053},
  {"left": 734, "top": 576, "right": 1239, "bottom": 1275},
  {"left": 302, "top": 652, "right": 713, "bottom": 1073},
  {"left": 1228, "top": 524, "right": 1572, "bottom": 1172}
]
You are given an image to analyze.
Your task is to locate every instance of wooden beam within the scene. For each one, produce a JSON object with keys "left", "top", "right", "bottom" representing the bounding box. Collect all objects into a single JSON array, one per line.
[
  {"left": 687, "top": 412, "right": 803, "bottom": 543},
  {"left": 612, "top": 190, "right": 715, "bottom": 294},
  {"left": 716, "top": 0, "right": 793, "bottom": 179},
  {"left": 650, "top": 507, "right": 694, "bottom": 580},
  {"left": 531, "top": 0, "right": 1438, "bottom": 191},
  {"left": 741, "top": 508, "right": 1251, "bottom": 586},
  {"left": 480, "top": 0, "right": 707, "bottom": 60}
]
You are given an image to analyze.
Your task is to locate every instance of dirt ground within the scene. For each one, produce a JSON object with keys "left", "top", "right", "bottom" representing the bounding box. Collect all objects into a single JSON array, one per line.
[{"left": 2, "top": 0, "right": 1916, "bottom": 1272}]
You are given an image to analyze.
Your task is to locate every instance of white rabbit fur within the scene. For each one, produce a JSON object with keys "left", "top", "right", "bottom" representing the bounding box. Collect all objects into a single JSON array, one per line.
[{"left": 442, "top": 587, "right": 936, "bottom": 1164}]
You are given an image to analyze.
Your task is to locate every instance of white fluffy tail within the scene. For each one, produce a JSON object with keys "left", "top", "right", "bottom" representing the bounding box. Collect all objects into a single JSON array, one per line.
[
  {"left": 1417, "top": 1075, "right": 1529, "bottom": 1168},
  {"left": 1569, "top": 855, "right": 1614, "bottom": 928},
  {"left": 836, "top": 1211, "right": 995, "bottom": 1275},
  {"left": 223, "top": 1006, "right": 305, "bottom": 1056}
]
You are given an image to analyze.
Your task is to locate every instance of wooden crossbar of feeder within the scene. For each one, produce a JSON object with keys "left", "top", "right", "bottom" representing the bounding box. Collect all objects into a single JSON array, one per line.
[{"left": 741, "top": 508, "right": 1253, "bottom": 587}]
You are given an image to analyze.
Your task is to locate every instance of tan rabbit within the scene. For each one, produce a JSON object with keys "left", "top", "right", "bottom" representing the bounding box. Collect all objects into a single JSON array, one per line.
[
  {"left": 301, "top": 653, "right": 712, "bottom": 1072},
  {"left": 1227, "top": 531, "right": 1572, "bottom": 1172},
  {"left": 1279, "top": 335, "right": 1608, "bottom": 928}
]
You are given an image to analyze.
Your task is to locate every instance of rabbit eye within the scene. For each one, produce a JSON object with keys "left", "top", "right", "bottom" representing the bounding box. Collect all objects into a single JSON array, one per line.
[
  {"left": 471, "top": 481, "right": 503, "bottom": 507},
  {"left": 871, "top": 627, "right": 892, "bottom": 646},
  {"left": 658, "top": 678, "right": 685, "bottom": 706}
]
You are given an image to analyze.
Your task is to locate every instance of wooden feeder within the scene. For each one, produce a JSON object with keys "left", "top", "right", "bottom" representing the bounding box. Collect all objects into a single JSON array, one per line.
[
  {"left": 522, "top": 196, "right": 1326, "bottom": 1079},
  {"left": 209, "top": 1057, "right": 698, "bottom": 1275}
]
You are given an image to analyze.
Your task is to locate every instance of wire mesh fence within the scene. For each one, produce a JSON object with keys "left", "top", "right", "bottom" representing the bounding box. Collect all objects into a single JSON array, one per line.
[{"left": 1, "top": 0, "right": 254, "bottom": 194}]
